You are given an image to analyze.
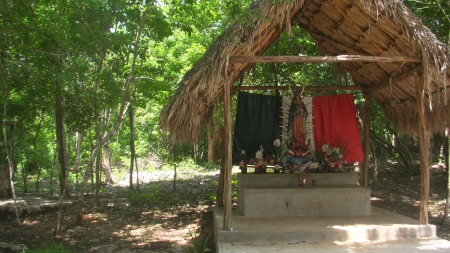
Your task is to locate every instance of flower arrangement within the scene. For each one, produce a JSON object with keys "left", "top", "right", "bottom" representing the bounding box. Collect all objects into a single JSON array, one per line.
[
  {"left": 268, "top": 139, "right": 287, "bottom": 163},
  {"left": 255, "top": 145, "right": 263, "bottom": 161},
  {"left": 322, "top": 142, "right": 347, "bottom": 170},
  {"left": 255, "top": 145, "right": 267, "bottom": 173},
  {"left": 284, "top": 161, "right": 319, "bottom": 174}
]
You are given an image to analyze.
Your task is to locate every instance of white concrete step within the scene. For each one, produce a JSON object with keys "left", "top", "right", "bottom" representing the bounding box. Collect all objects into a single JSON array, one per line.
[
  {"left": 214, "top": 206, "right": 436, "bottom": 244},
  {"left": 218, "top": 238, "right": 450, "bottom": 253}
]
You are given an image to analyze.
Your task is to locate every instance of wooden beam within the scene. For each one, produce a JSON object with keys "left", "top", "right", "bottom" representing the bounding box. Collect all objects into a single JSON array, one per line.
[
  {"left": 230, "top": 55, "right": 422, "bottom": 64},
  {"left": 234, "top": 85, "right": 363, "bottom": 91},
  {"left": 415, "top": 71, "right": 430, "bottom": 225},
  {"left": 223, "top": 61, "right": 233, "bottom": 231},
  {"left": 363, "top": 93, "right": 371, "bottom": 187}
]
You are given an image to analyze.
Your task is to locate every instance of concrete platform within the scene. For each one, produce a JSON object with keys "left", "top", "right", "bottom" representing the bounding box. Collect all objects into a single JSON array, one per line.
[
  {"left": 237, "top": 173, "right": 362, "bottom": 216},
  {"left": 218, "top": 238, "right": 450, "bottom": 252},
  {"left": 240, "top": 185, "right": 370, "bottom": 217},
  {"left": 213, "top": 206, "right": 444, "bottom": 252}
]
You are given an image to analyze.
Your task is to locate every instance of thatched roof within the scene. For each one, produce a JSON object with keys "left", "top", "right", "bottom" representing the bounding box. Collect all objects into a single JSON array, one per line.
[{"left": 160, "top": 0, "right": 450, "bottom": 143}]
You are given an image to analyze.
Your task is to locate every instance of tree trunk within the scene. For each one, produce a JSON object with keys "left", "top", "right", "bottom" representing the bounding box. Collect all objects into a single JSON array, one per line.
[
  {"left": 95, "top": 148, "right": 101, "bottom": 207},
  {"left": 55, "top": 174, "right": 68, "bottom": 235},
  {"left": 102, "top": 144, "right": 113, "bottom": 184},
  {"left": 95, "top": 123, "right": 101, "bottom": 207},
  {"left": 445, "top": 130, "right": 450, "bottom": 222},
  {"left": 75, "top": 132, "right": 82, "bottom": 191},
  {"left": 101, "top": 109, "right": 113, "bottom": 184},
  {"left": 129, "top": 102, "right": 135, "bottom": 191},
  {"left": 75, "top": 100, "right": 130, "bottom": 225},
  {"left": 370, "top": 130, "right": 411, "bottom": 171},
  {"left": 75, "top": 1, "right": 148, "bottom": 225},
  {"left": 0, "top": 146, "right": 12, "bottom": 197},
  {"left": 50, "top": 146, "right": 57, "bottom": 198},
  {"left": 21, "top": 161, "right": 27, "bottom": 193},
  {"left": 371, "top": 141, "right": 377, "bottom": 181},
  {"left": 55, "top": 80, "right": 69, "bottom": 198},
  {"left": 135, "top": 156, "right": 139, "bottom": 191},
  {"left": 173, "top": 146, "right": 177, "bottom": 192},
  {"left": 89, "top": 133, "right": 94, "bottom": 191},
  {"left": 0, "top": 165, "right": 11, "bottom": 198}
]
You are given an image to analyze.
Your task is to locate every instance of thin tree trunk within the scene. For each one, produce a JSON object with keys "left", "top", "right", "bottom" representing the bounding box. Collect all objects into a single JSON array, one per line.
[
  {"left": 55, "top": 173, "right": 69, "bottom": 235},
  {"left": 371, "top": 141, "right": 377, "bottom": 181},
  {"left": 444, "top": 32, "right": 450, "bottom": 222},
  {"left": 75, "top": 1, "right": 149, "bottom": 225},
  {"left": 75, "top": 132, "right": 82, "bottom": 192},
  {"left": 2, "top": 123, "right": 19, "bottom": 223},
  {"left": 95, "top": 124, "right": 101, "bottom": 207},
  {"left": 75, "top": 100, "right": 130, "bottom": 225},
  {"left": 135, "top": 156, "right": 139, "bottom": 191},
  {"left": 173, "top": 145, "right": 176, "bottom": 192},
  {"left": 193, "top": 144, "right": 197, "bottom": 163},
  {"left": 55, "top": 79, "right": 69, "bottom": 198},
  {"left": 21, "top": 161, "right": 27, "bottom": 193},
  {"left": 50, "top": 146, "right": 57, "bottom": 198},
  {"left": 67, "top": 130, "right": 72, "bottom": 188},
  {"left": 36, "top": 166, "right": 41, "bottom": 193},
  {"left": 102, "top": 144, "right": 113, "bottom": 184},
  {"left": 445, "top": 129, "right": 450, "bottom": 222},
  {"left": 129, "top": 102, "right": 135, "bottom": 191},
  {"left": 89, "top": 134, "right": 94, "bottom": 190},
  {"left": 102, "top": 109, "right": 113, "bottom": 184}
]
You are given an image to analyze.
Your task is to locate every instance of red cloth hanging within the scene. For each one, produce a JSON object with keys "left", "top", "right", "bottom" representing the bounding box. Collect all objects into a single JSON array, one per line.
[{"left": 312, "top": 94, "right": 364, "bottom": 163}]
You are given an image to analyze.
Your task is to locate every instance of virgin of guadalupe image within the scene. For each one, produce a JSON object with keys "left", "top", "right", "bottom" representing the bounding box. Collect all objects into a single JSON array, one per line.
[{"left": 287, "top": 93, "right": 311, "bottom": 160}]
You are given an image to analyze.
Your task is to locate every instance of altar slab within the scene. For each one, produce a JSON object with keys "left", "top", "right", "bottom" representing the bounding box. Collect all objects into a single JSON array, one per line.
[
  {"left": 241, "top": 185, "right": 370, "bottom": 217},
  {"left": 237, "top": 173, "right": 365, "bottom": 216}
]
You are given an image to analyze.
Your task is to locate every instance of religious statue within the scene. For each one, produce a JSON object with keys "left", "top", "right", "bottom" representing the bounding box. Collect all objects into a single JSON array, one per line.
[{"left": 287, "top": 93, "right": 311, "bottom": 158}]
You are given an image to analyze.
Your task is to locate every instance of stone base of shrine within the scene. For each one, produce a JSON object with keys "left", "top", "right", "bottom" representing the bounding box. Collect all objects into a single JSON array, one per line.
[
  {"left": 237, "top": 173, "right": 368, "bottom": 217},
  {"left": 240, "top": 185, "right": 370, "bottom": 217}
]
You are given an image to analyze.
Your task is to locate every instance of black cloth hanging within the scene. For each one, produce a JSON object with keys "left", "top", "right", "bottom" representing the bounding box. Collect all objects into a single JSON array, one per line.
[{"left": 233, "top": 92, "right": 282, "bottom": 163}]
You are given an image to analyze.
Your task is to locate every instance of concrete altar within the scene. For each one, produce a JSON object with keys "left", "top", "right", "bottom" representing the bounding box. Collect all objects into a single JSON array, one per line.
[{"left": 237, "top": 173, "right": 370, "bottom": 217}]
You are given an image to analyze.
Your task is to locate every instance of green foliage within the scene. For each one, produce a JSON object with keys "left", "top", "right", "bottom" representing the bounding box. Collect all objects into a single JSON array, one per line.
[
  {"left": 177, "top": 158, "right": 202, "bottom": 171},
  {"left": 22, "top": 243, "right": 71, "bottom": 253},
  {"left": 404, "top": 0, "right": 450, "bottom": 43},
  {"left": 129, "top": 183, "right": 184, "bottom": 207},
  {"left": 201, "top": 161, "right": 220, "bottom": 171},
  {"left": 129, "top": 191, "right": 158, "bottom": 206},
  {"left": 184, "top": 229, "right": 211, "bottom": 253}
]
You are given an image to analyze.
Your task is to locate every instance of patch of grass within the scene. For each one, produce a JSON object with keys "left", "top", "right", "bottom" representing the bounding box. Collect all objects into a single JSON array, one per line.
[
  {"left": 129, "top": 192, "right": 158, "bottom": 206},
  {"left": 184, "top": 229, "right": 211, "bottom": 253},
  {"left": 23, "top": 243, "right": 71, "bottom": 253}
]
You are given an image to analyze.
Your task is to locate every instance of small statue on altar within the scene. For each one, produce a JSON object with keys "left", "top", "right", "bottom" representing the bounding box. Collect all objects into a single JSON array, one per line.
[{"left": 287, "top": 93, "right": 311, "bottom": 161}]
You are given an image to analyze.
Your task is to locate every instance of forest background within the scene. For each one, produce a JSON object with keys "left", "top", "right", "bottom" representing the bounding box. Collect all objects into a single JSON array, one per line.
[{"left": 0, "top": 0, "right": 450, "bottom": 250}]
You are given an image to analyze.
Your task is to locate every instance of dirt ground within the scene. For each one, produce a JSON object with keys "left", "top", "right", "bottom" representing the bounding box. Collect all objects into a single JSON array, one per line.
[{"left": 1, "top": 165, "right": 450, "bottom": 252}]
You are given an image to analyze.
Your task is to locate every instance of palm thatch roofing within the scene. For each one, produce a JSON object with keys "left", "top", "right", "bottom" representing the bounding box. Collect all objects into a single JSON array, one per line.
[{"left": 160, "top": 0, "right": 450, "bottom": 143}]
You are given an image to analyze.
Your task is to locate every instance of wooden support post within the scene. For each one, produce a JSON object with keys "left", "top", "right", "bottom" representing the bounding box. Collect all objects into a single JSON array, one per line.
[
  {"left": 363, "top": 93, "right": 371, "bottom": 187},
  {"left": 415, "top": 71, "right": 429, "bottom": 225},
  {"left": 223, "top": 62, "right": 233, "bottom": 231}
]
